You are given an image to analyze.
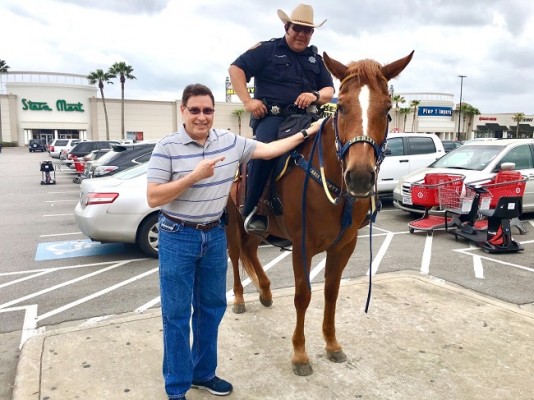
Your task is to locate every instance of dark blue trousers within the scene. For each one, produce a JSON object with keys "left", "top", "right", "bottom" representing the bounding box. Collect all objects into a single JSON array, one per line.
[{"left": 243, "top": 115, "right": 284, "bottom": 216}]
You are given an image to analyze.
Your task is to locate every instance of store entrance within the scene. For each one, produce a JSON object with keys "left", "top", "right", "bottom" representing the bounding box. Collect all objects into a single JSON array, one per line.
[
  {"left": 31, "top": 129, "right": 81, "bottom": 146},
  {"left": 32, "top": 129, "right": 54, "bottom": 146}
]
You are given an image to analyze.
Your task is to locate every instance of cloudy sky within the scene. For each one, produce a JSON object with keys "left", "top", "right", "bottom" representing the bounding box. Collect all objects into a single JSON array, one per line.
[{"left": 2, "top": 0, "right": 533, "bottom": 114}]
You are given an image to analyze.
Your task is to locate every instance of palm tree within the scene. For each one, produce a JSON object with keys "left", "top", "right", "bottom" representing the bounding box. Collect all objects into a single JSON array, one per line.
[
  {"left": 410, "top": 100, "right": 420, "bottom": 132},
  {"left": 463, "top": 104, "right": 480, "bottom": 139},
  {"left": 512, "top": 112, "right": 525, "bottom": 138},
  {"left": 0, "top": 59, "right": 9, "bottom": 143},
  {"left": 109, "top": 62, "right": 136, "bottom": 140},
  {"left": 232, "top": 108, "right": 245, "bottom": 136},
  {"left": 87, "top": 69, "right": 115, "bottom": 140},
  {"left": 399, "top": 107, "right": 411, "bottom": 132},
  {"left": 391, "top": 94, "right": 405, "bottom": 131}
]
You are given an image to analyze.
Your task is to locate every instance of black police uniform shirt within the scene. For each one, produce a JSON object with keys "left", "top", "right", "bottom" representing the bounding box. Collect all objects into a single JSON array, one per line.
[{"left": 231, "top": 36, "right": 334, "bottom": 107}]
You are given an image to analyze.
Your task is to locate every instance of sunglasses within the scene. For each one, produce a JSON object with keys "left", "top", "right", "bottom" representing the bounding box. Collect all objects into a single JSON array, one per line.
[
  {"left": 184, "top": 106, "right": 215, "bottom": 115},
  {"left": 292, "top": 24, "right": 314, "bottom": 35}
]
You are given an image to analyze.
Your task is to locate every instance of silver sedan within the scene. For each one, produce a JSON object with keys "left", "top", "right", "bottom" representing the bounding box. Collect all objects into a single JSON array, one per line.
[{"left": 74, "top": 163, "right": 160, "bottom": 258}]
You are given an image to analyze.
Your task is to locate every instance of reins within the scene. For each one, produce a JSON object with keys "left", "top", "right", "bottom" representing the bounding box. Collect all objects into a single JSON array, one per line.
[{"left": 295, "top": 75, "right": 391, "bottom": 311}]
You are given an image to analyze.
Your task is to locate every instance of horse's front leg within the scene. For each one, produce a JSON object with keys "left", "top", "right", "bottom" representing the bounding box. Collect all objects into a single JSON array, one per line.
[
  {"left": 323, "top": 238, "right": 357, "bottom": 363},
  {"left": 291, "top": 252, "right": 313, "bottom": 376}
]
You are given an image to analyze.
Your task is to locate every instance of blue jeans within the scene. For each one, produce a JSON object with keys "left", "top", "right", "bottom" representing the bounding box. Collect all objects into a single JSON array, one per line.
[{"left": 158, "top": 214, "right": 228, "bottom": 399}]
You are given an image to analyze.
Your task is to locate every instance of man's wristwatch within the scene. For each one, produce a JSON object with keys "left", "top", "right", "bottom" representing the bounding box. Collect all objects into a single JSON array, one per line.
[
  {"left": 300, "top": 129, "right": 308, "bottom": 139},
  {"left": 311, "top": 91, "right": 320, "bottom": 101}
]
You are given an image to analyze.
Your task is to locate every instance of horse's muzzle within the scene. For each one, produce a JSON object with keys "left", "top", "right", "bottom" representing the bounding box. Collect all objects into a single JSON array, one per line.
[{"left": 344, "top": 168, "right": 375, "bottom": 197}]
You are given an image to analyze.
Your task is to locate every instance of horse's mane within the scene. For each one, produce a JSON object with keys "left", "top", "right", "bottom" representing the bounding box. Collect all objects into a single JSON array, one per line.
[{"left": 344, "top": 59, "right": 385, "bottom": 91}]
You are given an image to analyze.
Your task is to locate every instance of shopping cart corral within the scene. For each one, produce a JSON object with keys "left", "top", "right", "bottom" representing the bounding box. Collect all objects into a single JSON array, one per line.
[
  {"left": 444, "top": 167, "right": 527, "bottom": 253},
  {"left": 407, "top": 173, "right": 465, "bottom": 234}
]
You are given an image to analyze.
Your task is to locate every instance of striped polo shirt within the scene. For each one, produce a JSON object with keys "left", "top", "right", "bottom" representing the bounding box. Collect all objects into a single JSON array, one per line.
[{"left": 147, "top": 126, "right": 256, "bottom": 223}]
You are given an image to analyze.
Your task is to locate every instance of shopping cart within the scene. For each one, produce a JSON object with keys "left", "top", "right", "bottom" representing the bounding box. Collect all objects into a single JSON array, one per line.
[
  {"left": 407, "top": 173, "right": 465, "bottom": 233},
  {"left": 445, "top": 169, "right": 527, "bottom": 253},
  {"left": 40, "top": 160, "right": 56, "bottom": 185},
  {"left": 72, "top": 156, "right": 86, "bottom": 184}
]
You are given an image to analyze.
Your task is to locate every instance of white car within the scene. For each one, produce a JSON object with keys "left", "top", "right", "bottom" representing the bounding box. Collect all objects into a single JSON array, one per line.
[
  {"left": 48, "top": 138, "right": 80, "bottom": 158},
  {"left": 74, "top": 162, "right": 160, "bottom": 257},
  {"left": 393, "top": 139, "right": 534, "bottom": 214}
]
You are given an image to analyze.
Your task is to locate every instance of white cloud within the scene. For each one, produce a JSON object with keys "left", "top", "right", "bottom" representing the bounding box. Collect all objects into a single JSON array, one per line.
[{"left": 2, "top": 0, "right": 534, "bottom": 113}]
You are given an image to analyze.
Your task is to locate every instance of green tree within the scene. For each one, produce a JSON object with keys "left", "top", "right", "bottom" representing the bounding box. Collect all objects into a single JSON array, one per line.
[
  {"left": 109, "top": 62, "right": 136, "bottom": 140},
  {"left": 232, "top": 108, "right": 245, "bottom": 136},
  {"left": 87, "top": 69, "right": 115, "bottom": 140},
  {"left": 0, "top": 59, "right": 9, "bottom": 72},
  {"left": 512, "top": 112, "right": 525, "bottom": 138},
  {"left": 391, "top": 94, "right": 405, "bottom": 130},
  {"left": 463, "top": 104, "right": 480, "bottom": 140},
  {"left": 0, "top": 59, "right": 9, "bottom": 143},
  {"left": 399, "top": 107, "right": 411, "bottom": 132},
  {"left": 410, "top": 100, "right": 420, "bottom": 132}
]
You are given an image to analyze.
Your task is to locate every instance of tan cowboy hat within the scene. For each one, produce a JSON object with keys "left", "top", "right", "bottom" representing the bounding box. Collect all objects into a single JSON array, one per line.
[{"left": 277, "top": 4, "right": 326, "bottom": 28}]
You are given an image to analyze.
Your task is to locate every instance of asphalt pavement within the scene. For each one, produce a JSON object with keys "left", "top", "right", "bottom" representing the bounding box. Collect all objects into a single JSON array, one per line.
[{"left": 12, "top": 272, "right": 534, "bottom": 400}]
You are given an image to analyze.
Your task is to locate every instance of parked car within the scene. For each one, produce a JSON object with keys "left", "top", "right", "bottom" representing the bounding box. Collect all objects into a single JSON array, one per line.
[
  {"left": 74, "top": 162, "right": 160, "bottom": 258},
  {"left": 86, "top": 142, "right": 156, "bottom": 178},
  {"left": 48, "top": 138, "right": 80, "bottom": 158},
  {"left": 441, "top": 140, "right": 463, "bottom": 153},
  {"left": 377, "top": 133, "right": 445, "bottom": 199},
  {"left": 393, "top": 139, "right": 534, "bottom": 215},
  {"left": 28, "top": 139, "right": 47, "bottom": 152},
  {"left": 65, "top": 140, "right": 120, "bottom": 164}
]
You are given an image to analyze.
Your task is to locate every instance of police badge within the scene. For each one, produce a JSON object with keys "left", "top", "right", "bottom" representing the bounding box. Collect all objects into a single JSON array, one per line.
[
  {"left": 308, "top": 56, "right": 317, "bottom": 64},
  {"left": 270, "top": 105, "right": 281, "bottom": 115}
]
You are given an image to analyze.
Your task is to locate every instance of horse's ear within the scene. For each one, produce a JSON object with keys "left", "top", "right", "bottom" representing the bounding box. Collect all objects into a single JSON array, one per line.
[
  {"left": 323, "top": 52, "right": 348, "bottom": 80},
  {"left": 381, "top": 50, "right": 414, "bottom": 81}
]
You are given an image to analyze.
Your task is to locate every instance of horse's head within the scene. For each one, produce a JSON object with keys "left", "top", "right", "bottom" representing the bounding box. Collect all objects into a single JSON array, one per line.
[{"left": 323, "top": 51, "right": 414, "bottom": 197}]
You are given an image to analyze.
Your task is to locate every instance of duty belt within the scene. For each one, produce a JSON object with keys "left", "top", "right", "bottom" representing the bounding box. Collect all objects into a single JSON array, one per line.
[{"left": 266, "top": 103, "right": 309, "bottom": 117}]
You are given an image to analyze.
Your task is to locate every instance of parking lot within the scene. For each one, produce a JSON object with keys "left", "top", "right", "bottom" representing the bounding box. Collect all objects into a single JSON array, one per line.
[{"left": 1, "top": 146, "right": 534, "bottom": 399}]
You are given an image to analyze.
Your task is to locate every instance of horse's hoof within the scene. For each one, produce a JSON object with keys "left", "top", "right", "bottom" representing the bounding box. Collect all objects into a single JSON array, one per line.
[
  {"left": 292, "top": 362, "right": 313, "bottom": 376},
  {"left": 232, "top": 303, "right": 246, "bottom": 314},
  {"left": 259, "top": 295, "right": 273, "bottom": 308},
  {"left": 327, "top": 349, "right": 347, "bottom": 363}
]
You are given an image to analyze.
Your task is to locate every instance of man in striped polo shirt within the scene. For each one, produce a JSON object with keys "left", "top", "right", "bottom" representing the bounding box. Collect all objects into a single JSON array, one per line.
[{"left": 147, "top": 83, "right": 322, "bottom": 400}]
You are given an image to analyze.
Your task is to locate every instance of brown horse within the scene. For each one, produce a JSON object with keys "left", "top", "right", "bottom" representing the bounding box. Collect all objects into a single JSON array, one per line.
[{"left": 227, "top": 51, "right": 414, "bottom": 376}]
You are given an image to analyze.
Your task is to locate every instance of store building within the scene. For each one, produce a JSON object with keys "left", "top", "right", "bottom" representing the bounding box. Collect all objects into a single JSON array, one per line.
[
  {"left": 1, "top": 71, "right": 532, "bottom": 147},
  {"left": 0, "top": 71, "right": 253, "bottom": 147}
]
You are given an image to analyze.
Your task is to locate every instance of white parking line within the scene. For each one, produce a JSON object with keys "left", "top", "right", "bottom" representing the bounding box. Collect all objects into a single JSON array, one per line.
[
  {"left": 0, "top": 305, "right": 46, "bottom": 348},
  {"left": 36, "top": 267, "right": 159, "bottom": 322},
  {"left": 136, "top": 296, "right": 161, "bottom": 313},
  {"left": 43, "top": 213, "right": 73, "bottom": 217},
  {"left": 0, "top": 261, "right": 129, "bottom": 310},
  {"left": 454, "top": 247, "right": 534, "bottom": 273},
  {"left": 39, "top": 232, "right": 83, "bottom": 238},
  {"left": 420, "top": 234, "right": 433, "bottom": 275},
  {"left": 0, "top": 270, "right": 54, "bottom": 289},
  {"left": 226, "top": 250, "right": 292, "bottom": 300},
  {"left": 368, "top": 232, "right": 394, "bottom": 276}
]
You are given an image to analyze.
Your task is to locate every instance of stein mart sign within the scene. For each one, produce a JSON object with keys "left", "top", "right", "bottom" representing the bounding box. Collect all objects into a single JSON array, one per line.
[{"left": 21, "top": 98, "right": 85, "bottom": 112}]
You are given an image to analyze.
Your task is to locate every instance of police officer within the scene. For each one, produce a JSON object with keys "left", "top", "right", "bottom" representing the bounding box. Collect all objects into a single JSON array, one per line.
[{"left": 228, "top": 3, "right": 334, "bottom": 234}]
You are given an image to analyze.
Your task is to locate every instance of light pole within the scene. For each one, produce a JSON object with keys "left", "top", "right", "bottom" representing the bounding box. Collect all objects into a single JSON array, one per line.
[{"left": 457, "top": 75, "right": 466, "bottom": 141}]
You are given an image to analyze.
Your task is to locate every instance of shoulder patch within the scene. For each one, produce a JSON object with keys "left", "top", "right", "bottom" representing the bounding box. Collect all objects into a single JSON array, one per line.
[{"left": 248, "top": 42, "right": 262, "bottom": 51}]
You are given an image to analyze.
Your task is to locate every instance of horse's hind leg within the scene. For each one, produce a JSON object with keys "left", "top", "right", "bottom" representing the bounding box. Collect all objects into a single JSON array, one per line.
[
  {"left": 241, "top": 234, "right": 273, "bottom": 308},
  {"left": 322, "top": 241, "right": 357, "bottom": 363},
  {"left": 226, "top": 203, "right": 246, "bottom": 313}
]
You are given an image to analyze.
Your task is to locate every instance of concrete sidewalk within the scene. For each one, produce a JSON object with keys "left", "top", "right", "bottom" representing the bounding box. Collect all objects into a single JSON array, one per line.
[{"left": 12, "top": 272, "right": 534, "bottom": 400}]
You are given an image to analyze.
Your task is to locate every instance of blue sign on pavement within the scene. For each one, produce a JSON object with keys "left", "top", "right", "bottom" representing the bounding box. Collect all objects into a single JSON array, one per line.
[{"left": 35, "top": 239, "right": 129, "bottom": 260}]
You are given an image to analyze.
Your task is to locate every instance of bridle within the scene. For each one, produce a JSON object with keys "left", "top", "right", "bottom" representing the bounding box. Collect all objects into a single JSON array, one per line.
[
  {"left": 334, "top": 72, "right": 389, "bottom": 167},
  {"left": 317, "top": 73, "right": 390, "bottom": 204}
]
